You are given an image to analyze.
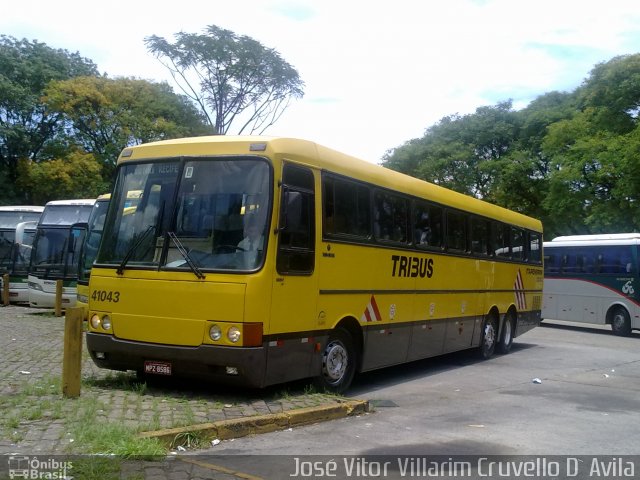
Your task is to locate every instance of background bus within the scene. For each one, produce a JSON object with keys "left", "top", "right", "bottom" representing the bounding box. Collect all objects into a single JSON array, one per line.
[
  {"left": 28, "top": 199, "right": 95, "bottom": 308},
  {"left": 75, "top": 194, "right": 111, "bottom": 316},
  {"left": 543, "top": 233, "right": 640, "bottom": 336},
  {"left": 0, "top": 206, "right": 44, "bottom": 303},
  {"left": 86, "top": 136, "right": 543, "bottom": 392}
]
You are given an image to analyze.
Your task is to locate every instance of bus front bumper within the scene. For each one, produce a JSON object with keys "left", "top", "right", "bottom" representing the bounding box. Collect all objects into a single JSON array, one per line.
[{"left": 86, "top": 332, "right": 268, "bottom": 388}]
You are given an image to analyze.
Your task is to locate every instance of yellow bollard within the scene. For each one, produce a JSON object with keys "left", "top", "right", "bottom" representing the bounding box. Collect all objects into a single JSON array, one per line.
[
  {"left": 55, "top": 279, "right": 63, "bottom": 317},
  {"left": 2, "top": 273, "right": 9, "bottom": 306},
  {"left": 62, "top": 306, "right": 84, "bottom": 398}
]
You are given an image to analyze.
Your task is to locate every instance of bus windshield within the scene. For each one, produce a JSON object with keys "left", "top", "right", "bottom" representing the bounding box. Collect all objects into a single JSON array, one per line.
[
  {"left": 30, "top": 204, "right": 93, "bottom": 278},
  {"left": 0, "top": 211, "right": 42, "bottom": 269},
  {"left": 0, "top": 211, "right": 42, "bottom": 228},
  {"left": 78, "top": 199, "right": 110, "bottom": 283},
  {"left": 98, "top": 158, "right": 271, "bottom": 272},
  {"left": 30, "top": 227, "right": 85, "bottom": 277}
]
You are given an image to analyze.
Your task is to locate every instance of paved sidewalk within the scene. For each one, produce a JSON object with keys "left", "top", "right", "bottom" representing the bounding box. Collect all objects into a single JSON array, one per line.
[{"left": 0, "top": 305, "right": 367, "bottom": 457}]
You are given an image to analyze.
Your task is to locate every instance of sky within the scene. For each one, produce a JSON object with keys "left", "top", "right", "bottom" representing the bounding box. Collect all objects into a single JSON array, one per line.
[{"left": 3, "top": 0, "right": 640, "bottom": 163}]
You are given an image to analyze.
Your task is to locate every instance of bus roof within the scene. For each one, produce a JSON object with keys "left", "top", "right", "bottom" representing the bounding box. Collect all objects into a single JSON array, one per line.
[
  {"left": 550, "top": 233, "right": 640, "bottom": 242},
  {"left": 118, "top": 136, "right": 542, "bottom": 232},
  {"left": 0, "top": 205, "right": 44, "bottom": 212},
  {"left": 545, "top": 233, "right": 640, "bottom": 247},
  {"left": 44, "top": 199, "right": 97, "bottom": 206}
]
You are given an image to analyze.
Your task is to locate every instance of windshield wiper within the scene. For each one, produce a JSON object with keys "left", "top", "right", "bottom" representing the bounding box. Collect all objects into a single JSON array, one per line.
[
  {"left": 116, "top": 225, "right": 155, "bottom": 275},
  {"left": 167, "top": 231, "right": 205, "bottom": 280}
]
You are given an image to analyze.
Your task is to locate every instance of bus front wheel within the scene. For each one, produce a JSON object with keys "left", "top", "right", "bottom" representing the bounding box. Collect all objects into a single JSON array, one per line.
[
  {"left": 314, "top": 328, "right": 356, "bottom": 393},
  {"left": 611, "top": 306, "right": 631, "bottom": 336},
  {"left": 478, "top": 315, "right": 497, "bottom": 359}
]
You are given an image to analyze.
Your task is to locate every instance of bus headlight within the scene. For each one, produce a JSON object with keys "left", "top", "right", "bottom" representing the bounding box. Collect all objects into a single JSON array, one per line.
[
  {"left": 209, "top": 324, "right": 222, "bottom": 341},
  {"left": 90, "top": 314, "right": 101, "bottom": 329},
  {"left": 227, "top": 327, "right": 241, "bottom": 343},
  {"left": 90, "top": 314, "right": 112, "bottom": 331}
]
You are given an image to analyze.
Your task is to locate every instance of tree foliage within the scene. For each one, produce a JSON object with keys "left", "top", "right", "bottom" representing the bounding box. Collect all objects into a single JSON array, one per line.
[
  {"left": 16, "top": 150, "right": 105, "bottom": 204},
  {"left": 145, "top": 25, "right": 305, "bottom": 135},
  {"left": 43, "top": 76, "right": 209, "bottom": 178},
  {"left": 0, "top": 36, "right": 98, "bottom": 202},
  {"left": 383, "top": 54, "right": 640, "bottom": 238},
  {"left": 0, "top": 37, "right": 210, "bottom": 204}
]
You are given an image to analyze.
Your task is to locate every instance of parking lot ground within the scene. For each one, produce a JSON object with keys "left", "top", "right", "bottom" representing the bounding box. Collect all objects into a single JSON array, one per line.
[
  {"left": 3, "top": 309, "right": 640, "bottom": 479},
  {"left": 0, "top": 305, "right": 365, "bottom": 457}
]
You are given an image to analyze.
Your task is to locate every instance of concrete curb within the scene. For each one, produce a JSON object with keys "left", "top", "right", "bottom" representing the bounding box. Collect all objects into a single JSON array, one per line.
[{"left": 139, "top": 399, "right": 370, "bottom": 449}]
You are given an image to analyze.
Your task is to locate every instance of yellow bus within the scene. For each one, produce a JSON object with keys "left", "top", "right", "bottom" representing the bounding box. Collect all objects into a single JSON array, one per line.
[
  {"left": 86, "top": 136, "right": 543, "bottom": 392},
  {"left": 74, "top": 194, "right": 111, "bottom": 317}
]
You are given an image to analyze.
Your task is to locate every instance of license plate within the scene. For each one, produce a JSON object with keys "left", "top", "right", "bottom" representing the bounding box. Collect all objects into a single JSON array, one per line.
[{"left": 144, "top": 361, "right": 172, "bottom": 376}]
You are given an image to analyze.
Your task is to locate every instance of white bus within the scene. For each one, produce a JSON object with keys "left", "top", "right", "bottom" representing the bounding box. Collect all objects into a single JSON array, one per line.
[
  {"left": 542, "top": 233, "right": 640, "bottom": 336},
  {"left": 0, "top": 206, "right": 44, "bottom": 302},
  {"left": 27, "top": 199, "right": 95, "bottom": 308}
]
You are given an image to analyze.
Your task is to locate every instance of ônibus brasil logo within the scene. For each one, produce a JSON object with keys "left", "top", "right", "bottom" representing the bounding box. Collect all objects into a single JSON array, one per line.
[{"left": 7, "top": 456, "right": 73, "bottom": 479}]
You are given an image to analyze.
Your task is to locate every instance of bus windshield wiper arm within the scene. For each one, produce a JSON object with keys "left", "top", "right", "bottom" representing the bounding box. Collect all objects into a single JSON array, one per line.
[
  {"left": 116, "top": 225, "right": 155, "bottom": 275},
  {"left": 167, "top": 231, "right": 205, "bottom": 280}
]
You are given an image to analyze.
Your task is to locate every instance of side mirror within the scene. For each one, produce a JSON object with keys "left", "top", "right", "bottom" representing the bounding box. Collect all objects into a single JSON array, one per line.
[{"left": 277, "top": 190, "right": 303, "bottom": 233}]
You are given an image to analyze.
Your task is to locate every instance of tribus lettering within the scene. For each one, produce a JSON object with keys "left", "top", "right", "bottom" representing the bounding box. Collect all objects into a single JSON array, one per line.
[{"left": 391, "top": 255, "right": 434, "bottom": 278}]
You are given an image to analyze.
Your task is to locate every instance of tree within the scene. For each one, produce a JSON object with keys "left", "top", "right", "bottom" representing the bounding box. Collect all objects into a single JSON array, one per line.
[
  {"left": 43, "top": 76, "right": 209, "bottom": 179},
  {"left": 145, "top": 25, "right": 304, "bottom": 135},
  {"left": 16, "top": 150, "right": 106, "bottom": 204},
  {"left": 383, "top": 102, "right": 519, "bottom": 200},
  {"left": 382, "top": 53, "right": 640, "bottom": 237},
  {"left": 0, "top": 36, "right": 98, "bottom": 203},
  {"left": 540, "top": 54, "right": 640, "bottom": 235}
]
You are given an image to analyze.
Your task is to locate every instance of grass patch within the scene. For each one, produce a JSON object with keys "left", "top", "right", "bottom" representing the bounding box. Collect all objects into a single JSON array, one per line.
[
  {"left": 83, "top": 371, "right": 146, "bottom": 394},
  {"left": 69, "top": 458, "right": 130, "bottom": 480},
  {"left": 171, "top": 430, "right": 207, "bottom": 450},
  {"left": 70, "top": 421, "right": 165, "bottom": 457}
]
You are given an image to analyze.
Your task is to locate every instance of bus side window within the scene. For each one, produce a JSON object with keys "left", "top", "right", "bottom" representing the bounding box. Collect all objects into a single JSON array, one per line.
[
  {"left": 511, "top": 227, "right": 525, "bottom": 260},
  {"left": 544, "top": 253, "right": 558, "bottom": 274},
  {"left": 446, "top": 210, "right": 468, "bottom": 252},
  {"left": 529, "top": 232, "right": 542, "bottom": 264},
  {"left": 322, "top": 175, "right": 370, "bottom": 239},
  {"left": 595, "top": 253, "right": 604, "bottom": 273},
  {"left": 413, "top": 202, "right": 443, "bottom": 249},
  {"left": 374, "top": 192, "right": 409, "bottom": 243},
  {"left": 491, "top": 222, "right": 510, "bottom": 258},
  {"left": 470, "top": 217, "right": 489, "bottom": 255}
]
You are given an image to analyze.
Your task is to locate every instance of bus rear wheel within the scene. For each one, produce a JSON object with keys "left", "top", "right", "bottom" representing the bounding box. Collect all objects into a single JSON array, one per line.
[
  {"left": 478, "top": 315, "right": 497, "bottom": 359},
  {"left": 497, "top": 311, "right": 515, "bottom": 354},
  {"left": 314, "top": 328, "right": 356, "bottom": 393},
  {"left": 611, "top": 306, "right": 631, "bottom": 336}
]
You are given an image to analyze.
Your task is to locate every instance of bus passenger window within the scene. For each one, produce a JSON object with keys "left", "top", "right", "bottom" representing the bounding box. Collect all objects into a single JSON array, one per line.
[
  {"left": 374, "top": 192, "right": 409, "bottom": 243},
  {"left": 492, "top": 223, "right": 510, "bottom": 258},
  {"left": 322, "top": 176, "right": 370, "bottom": 238},
  {"left": 471, "top": 217, "right": 489, "bottom": 255},
  {"left": 529, "top": 232, "right": 542, "bottom": 264},
  {"left": 413, "top": 202, "right": 443, "bottom": 249},
  {"left": 446, "top": 210, "right": 467, "bottom": 252},
  {"left": 511, "top": 228, "right": 525, "bottom": 260}
]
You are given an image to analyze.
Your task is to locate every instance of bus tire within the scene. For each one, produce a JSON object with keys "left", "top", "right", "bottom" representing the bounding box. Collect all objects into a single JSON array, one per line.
[
  {"left": 611, "top": 306, "right": 631, "bottom": 336},
  {"left": 478, "top": 314, "right": 498, "bottom": 360},
  {"left": 314, "top": 328, "right": 356, "bottom": 393},
  {"left": 497, "top": 311, "right": 515, "bottom": 354}
]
